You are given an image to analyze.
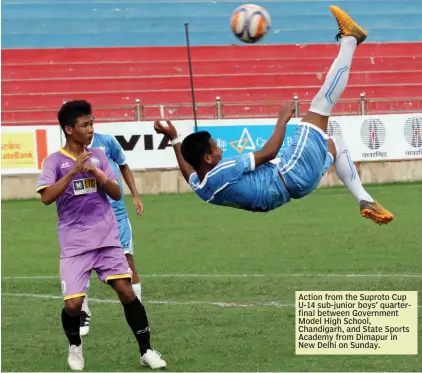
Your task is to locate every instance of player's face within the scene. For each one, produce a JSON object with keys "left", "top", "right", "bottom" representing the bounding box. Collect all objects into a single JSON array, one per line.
[
  {"left": 207, "top": 138, "right": 223, "bottom": 166},
  {"left": 67, "top": 115, "right": 94, "bottom": 145}
]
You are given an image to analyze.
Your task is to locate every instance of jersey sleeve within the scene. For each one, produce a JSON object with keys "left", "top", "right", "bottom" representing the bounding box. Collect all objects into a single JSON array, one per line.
[
  {"left": 36, "top": 155, "right": 57, "bottom": 193},
  {"left": 108, "top": 135, "right": 127, "bottom": 166},
  {"left": 97, "top": 151, "right": 118, "bottom": 183},
  {"left": 234, "top": 152, "right": 256, "bottom": 174},
  {"left": 188, "top": 173, "right": 200, "bottom": 190}
]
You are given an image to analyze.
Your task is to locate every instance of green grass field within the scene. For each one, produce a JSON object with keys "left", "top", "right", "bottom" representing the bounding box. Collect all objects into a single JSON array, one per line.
[{"left": 2, "top": 183, "right": 421, "bottom": 372}]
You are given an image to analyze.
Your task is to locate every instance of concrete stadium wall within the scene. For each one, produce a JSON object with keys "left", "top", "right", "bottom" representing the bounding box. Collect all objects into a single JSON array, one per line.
[{"left": 2, "top": 160, "right": 422, "bottom": 201}]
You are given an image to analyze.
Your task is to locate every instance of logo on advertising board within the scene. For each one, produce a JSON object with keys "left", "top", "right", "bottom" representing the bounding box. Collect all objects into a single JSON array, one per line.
[
  {"left": 216, "top": 138, "right": 227, "bottom": 149},
  {"left": 404, "top": 117, "right": 422, "bottom": 157},
  {"left": 115, "top": 134, "right": 171, "bottom": 151},
  {"left": 230, "top": 128, "right": 257, "bottom": 153},
  {"left": 326, "top": 120, "right": 342, "bottom": 138},
  {"left": 360, "top": 118, "right": 387, "bottom": 158}
]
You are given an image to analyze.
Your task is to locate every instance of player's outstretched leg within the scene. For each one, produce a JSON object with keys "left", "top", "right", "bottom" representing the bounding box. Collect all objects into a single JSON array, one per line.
[
  {"left": 303, "top": 5, "right": 367, "bottom": 132},
  {"left": 308, "top": 6, "right": 393, "bottom": 224},
  {"left": 110, "top": 278, "right": 167, "bottom": 369},
  {"left": 62, "top": 298, "right": 85, "bottom": 371},
  {"left": 329, "top": 136, "right": 394, "bottom": 224},
  {"left": 80, "top": 280, "right": 91, "bottom": 336},
  {"left": 291, "top": 7, "right": 392, "bottom": 224},
  {"left": 279, "top": 6, "right": 368, "bottom": 200}
]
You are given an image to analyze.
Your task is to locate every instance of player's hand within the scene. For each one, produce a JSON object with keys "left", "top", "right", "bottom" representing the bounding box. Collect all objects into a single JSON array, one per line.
[
  {"left": 71, "top": 151, "right": 91, "bottom": 174},
  {"left": 278, "top": 103, "right": 295, "bottom": 122},
  {"left": 133, "top": 197, "right": 144, "bottom": 216},
  {"left": 81, "top": 163, "right": 97, "bottom": 174},
  {"left": 154, "top": 119, "right": 178, "bottom": 140}
]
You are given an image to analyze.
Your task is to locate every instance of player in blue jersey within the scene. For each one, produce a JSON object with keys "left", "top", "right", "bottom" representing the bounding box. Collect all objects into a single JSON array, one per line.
[
  {"left": 154, "top": 6, "right": 394, "bottom": 225},
  {"left": 76, "top": 103, "right": 145, "bottom": 336}
]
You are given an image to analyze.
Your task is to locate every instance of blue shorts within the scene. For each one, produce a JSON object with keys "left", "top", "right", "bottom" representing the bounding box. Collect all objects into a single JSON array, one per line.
[
  {"left": 278, "top": 123, "right": 333, "bottom": 199},
  {"left": 118, "top": 217, "right": 133, "bottom": 255}
]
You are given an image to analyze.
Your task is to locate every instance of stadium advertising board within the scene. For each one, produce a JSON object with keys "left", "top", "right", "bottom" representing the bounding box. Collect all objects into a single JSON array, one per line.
[
  {"left": 1, "top": 126, "right": 61, "bottom": 175},
  {"left": 198, "top": 114, "right": 422, "bottom": 162},
  {"left": 331, "top": 114, "right": 421, "bottom": 161},
  {"left": 1, "top": 114, "right": 421, "bottom": 175}
]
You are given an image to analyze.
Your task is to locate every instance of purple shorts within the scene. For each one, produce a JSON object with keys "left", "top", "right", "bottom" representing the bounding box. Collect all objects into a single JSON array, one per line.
[{"left": 60, "top": 246, "right": 132, "bottom": 300}]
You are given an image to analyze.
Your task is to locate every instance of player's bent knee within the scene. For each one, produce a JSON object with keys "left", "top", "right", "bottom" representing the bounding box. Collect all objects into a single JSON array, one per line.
[{"left": 65, "top": 297, "right": 84, "bottom": 315}]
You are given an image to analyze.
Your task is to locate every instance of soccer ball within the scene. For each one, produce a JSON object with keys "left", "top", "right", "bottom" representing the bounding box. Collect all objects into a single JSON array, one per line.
[{"left": 231, "top": 4, "right": 271, "bottom": 44}]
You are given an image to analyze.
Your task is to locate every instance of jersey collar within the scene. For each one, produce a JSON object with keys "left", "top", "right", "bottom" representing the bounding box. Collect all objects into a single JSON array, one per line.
[{"left": 59, "top": 148, "right": 77, "bottom": 161}]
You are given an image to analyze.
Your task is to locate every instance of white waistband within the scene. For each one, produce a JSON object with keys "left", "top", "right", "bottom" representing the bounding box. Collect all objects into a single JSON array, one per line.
[{"left": 300, "top": 122, "right": 329, "bottom": 140}]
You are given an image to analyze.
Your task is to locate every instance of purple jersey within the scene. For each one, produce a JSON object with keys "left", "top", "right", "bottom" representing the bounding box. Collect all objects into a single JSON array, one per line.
[{"left": 36, "top": 147, "right": 121, "bottom": 258}]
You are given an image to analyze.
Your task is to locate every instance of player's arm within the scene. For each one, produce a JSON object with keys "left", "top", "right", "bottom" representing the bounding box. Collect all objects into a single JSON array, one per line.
[
  {"left": 153, "top": 119, "right": 195, "bottom": 183},
  {"left": 109, "top": 135, "right": 144, "bottom": 214},
  {"left": 120, "top": 164, "right": 144, "bottom": 215},
  {"left": 38, "top": 151, "right": 91, "bottom": 205},
  {"left": 252, "top": 103, "right": 295, "bottom": 167},
  {"left": 171, "top": 142, "right": 195, "bottom": 183},
  {"left": 120, "top": 164, "right": 137, "bottom": 196},
  {"left": 39, "top": 171, "right": 75, "bottom": 205},
  {"left": 83, "top": 162, "right": 122, "bottom": 201},
  {"left": 95, "top": 170, "right": 122, "bottom": 201}
]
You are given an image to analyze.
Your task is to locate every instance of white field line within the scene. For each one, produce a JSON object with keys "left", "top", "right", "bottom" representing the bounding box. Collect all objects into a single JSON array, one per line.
[
  {"left": 1, "top": 292, "right": 294, "bottom": 308},
  {"left": 2, "top": 273, "right": 422, "bottom": 280}
]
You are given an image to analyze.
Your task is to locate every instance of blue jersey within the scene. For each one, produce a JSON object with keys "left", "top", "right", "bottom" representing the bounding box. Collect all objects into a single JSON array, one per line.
[
  {"left": 90, "top": 133, "right": 128, "bottom": 220},
  {"left": 188, "top": 153, "right": 290, "bottom": 212}
]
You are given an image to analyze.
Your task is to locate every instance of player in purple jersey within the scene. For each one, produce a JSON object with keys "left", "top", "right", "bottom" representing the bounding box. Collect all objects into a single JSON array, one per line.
[
  {"left": 36, "top": 101, "right": 166, "bottom": 371},
  {"left": 154, "top": 6, "right": 394, "bottom": 224}
]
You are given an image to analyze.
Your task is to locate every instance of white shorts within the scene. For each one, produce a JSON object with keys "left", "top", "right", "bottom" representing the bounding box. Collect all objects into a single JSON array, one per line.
[{"left": 118, "top": 217, "right": 134, "bottom": 256}]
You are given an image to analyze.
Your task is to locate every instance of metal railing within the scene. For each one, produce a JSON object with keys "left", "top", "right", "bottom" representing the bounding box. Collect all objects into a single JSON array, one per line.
[
  {"left": 140, "top": 94, "right": 422, "bottom": 120},
  {"left": 2, "top": 94, "right": 422, "bottom": 125}
]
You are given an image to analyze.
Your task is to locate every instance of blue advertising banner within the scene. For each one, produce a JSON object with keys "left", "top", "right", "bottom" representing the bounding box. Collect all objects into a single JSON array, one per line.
[{"left": 197, "top": 122, "right": 299, "bottom": 159}]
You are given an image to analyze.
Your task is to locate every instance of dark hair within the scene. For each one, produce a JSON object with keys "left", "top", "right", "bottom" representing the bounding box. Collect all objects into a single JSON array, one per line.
[
  {"left": 58, "top": 100, "right": 92, "bottom": 135},
  {"left": 181, "top": 131, "right": 212, "bottom": 170}
]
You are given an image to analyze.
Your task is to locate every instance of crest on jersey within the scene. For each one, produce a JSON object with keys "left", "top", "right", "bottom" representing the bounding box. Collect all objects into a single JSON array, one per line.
[{"left": 90, "top": 156, "right": 100, "bottom": 166}]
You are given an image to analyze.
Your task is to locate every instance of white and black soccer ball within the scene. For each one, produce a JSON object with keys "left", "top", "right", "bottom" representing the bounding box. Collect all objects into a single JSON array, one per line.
[{"left": 231, "top": 4, "right": 271, "bottom": 44}]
